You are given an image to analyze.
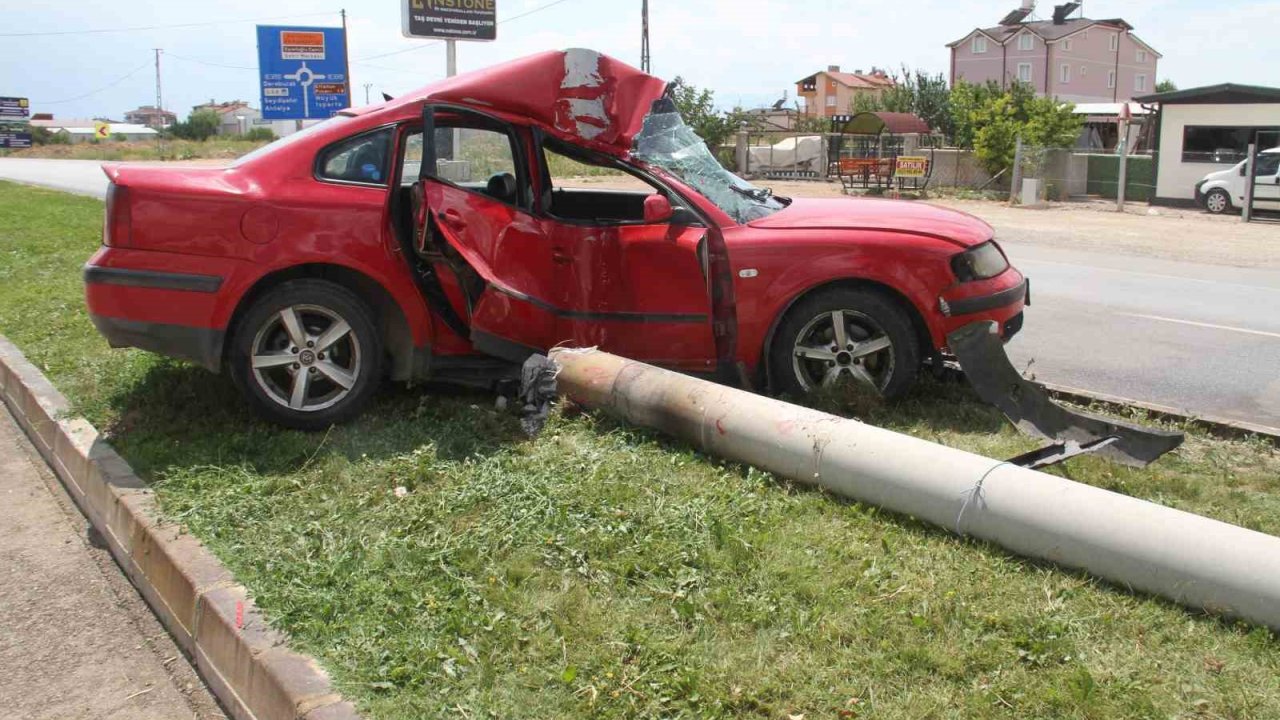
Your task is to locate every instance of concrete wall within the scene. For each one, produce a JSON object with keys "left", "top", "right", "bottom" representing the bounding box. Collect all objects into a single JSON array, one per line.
[
  {"left": 1154, "top": 103, "right": 1280, "bottom": 201},
  {"left": 926, "top": 148, "right": 995, "bottom": 189}
]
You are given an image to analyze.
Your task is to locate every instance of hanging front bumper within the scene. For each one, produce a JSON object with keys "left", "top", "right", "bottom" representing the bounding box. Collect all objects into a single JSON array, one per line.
[{"left": 947, "top": 321, "right": 1185, "bottom": 468}]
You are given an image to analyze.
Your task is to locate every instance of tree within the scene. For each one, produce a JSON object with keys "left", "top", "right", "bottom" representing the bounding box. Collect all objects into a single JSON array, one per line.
[
  {"left": 667, "top": 77, "right": 744, "bottom": 150},
  {"left": 970, "top": 89, "right": 1083, "bottom": 175},
  {"left": 845, "top": 67, "right": 953, "bottom": 139},
  {"left": 1155, "top": 79, "right": 1177, "bottom": 93},
  {"left": 791, "top": 109, "right": 829, "bottom": 133},
  {"left": 971, "top": 94, "right": 1022, "bottom": 176},
  {"left": 168, "top": 109, "right": 220, "bottom": 141}
]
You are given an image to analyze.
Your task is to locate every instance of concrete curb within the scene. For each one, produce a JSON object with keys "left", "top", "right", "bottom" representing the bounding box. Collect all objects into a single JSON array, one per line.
[
  {"left": 1041, "top": 381, "right": 1280, "bottom": 445},
  {"left": 0, "top": 335, "right": 360, "bottom": 720}
]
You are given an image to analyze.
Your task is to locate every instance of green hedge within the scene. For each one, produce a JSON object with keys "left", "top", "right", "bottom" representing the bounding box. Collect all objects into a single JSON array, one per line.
[{"left": 1085, "top": 154, "right": 1154, "bottom": 202}]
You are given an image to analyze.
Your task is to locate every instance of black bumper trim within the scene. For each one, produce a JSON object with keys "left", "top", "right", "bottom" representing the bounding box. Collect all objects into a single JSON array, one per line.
[
  {"left": 89, "top": 315, "right": 224, "bottom": 372},
  {"left": 84, "top": 265, "right": 224, "bottom": 293},
  {"left": 945, "top": 279, "right": 1028, "bottom": 317}
]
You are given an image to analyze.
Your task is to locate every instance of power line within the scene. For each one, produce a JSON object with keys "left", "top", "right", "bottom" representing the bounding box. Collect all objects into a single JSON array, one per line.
[
  {"left": 0, "top": 10, "right": 340, "bottom": 38},
  {"left": 355, "top": 0, "right": 578, "bottom": 61},
  {"left": 33, "top": 59, "right": 153, "bottom": 104},
  {"left": 165, "top": 52, "right": 258, "bottom": 72}
]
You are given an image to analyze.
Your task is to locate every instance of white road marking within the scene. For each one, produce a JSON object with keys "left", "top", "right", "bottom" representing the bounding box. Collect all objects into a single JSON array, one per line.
[
  {"left": 1015, "top": 257, "right": 1280, "bottom": 292},
  {"left": 1120, "top": 313, "right": 1280, "bottom": 339}
]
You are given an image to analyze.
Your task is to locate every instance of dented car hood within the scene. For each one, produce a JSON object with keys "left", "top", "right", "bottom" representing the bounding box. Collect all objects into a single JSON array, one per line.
[
  {"left": 368, "top": 48, "right": 668, "bottom": 154},
  {"left": 746, "top": 197, "right": 994, "bottom": 247}
]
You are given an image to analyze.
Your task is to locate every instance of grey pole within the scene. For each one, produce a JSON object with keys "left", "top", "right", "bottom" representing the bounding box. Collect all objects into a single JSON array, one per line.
[
  {"left": 1242, "top": 142, "right": 1257, "bottom": 223},
  {"left": 446, "top": 40, "right": 460, "bottom": 163},
  {"left": 550, "top": 348, "right": 1280, "bottom": 632},
  {"left": 1116, "top": 118, "right": 1129, "bottom": 211}
]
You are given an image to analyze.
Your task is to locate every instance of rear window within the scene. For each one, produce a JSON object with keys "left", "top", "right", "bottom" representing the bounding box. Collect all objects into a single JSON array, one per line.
[{"left": 317, "top": 128, "right": 393, "bottom": 185}]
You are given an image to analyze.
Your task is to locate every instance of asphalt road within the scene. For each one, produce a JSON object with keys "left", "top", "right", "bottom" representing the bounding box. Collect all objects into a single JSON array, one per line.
[
  {"left": 0, "top": 406, "right": 226, "bottom": 719},
  {"left": 1001, "top": 243, "right": 1280, "bottom": 430},
  {"left": 0, "top": 158, "right": 116, "bottom": 197},
  {"left": 2, "top": 157, "right": 1277, "bottom": 431}
]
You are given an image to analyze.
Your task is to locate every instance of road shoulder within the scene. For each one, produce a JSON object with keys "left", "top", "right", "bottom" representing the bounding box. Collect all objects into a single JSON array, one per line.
[{"left": 0, "top": 405, "right": 226, "bottom": 719}]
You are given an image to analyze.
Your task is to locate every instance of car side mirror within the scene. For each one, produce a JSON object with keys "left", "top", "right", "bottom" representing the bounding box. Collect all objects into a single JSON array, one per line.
[
  {"left": 1240, "top": 166, "right": 1248, "bottom": 177},
  {"left": 643, "top": 194, "right": 674, "bottom": 224}
]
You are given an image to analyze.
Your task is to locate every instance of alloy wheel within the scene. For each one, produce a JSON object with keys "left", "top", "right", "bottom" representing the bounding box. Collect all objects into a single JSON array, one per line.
[
  {"left": 250, "top": 304, "right": 362, "bottom": 412},
  {"left": 1206, "top": 191, "right": 1228, "bottom": 214},
  {"left": 791, "top": 309, "right": 894, "bottom": 392}
]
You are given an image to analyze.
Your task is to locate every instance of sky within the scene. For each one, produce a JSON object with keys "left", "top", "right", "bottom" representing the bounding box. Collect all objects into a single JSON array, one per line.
[{"left": 1, "top": 0, "right": 1276, "bottom": 121}]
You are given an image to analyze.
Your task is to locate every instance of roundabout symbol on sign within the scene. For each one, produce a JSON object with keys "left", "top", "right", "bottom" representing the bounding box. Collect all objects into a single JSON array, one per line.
[{"left": 284, "top": 62, "right": 328, "bottom": 119}]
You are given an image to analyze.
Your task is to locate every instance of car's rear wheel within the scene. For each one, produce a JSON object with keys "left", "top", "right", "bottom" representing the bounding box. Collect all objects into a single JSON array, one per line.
[
  {"left": 770, "top": 287, "right": 920, "bottom": 399},
  {"left": 1204, "top": 188, "right": 1232, "bottom": 214},
  {"left": 229, "top": 279, "right": 383, "bottom": 430}
]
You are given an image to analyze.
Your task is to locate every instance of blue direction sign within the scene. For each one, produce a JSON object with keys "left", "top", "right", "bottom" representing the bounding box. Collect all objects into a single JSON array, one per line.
[{"left": 256, "top": 26, "right": 350, "bottom": 121}]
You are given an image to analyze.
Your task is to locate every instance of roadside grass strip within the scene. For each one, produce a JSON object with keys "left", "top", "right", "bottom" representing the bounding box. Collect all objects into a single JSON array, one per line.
[{"left": 2, "top": 180, "right": 1278, "bottom": 719}]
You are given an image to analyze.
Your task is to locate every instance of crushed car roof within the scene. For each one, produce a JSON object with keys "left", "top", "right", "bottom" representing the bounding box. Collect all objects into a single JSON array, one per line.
[{"left": 355, "top": 49, "right": 670, "bottom": 153}]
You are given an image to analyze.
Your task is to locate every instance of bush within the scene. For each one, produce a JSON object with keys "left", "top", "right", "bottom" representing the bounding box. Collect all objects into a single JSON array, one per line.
[{"left": 243, "top": 127, "right": 275, "bottom": 142}]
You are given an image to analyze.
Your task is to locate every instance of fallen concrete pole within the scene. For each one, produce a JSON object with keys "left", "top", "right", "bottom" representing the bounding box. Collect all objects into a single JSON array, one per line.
[{"left": 549, "top": 348, "right": 1280, "bottom": 630}]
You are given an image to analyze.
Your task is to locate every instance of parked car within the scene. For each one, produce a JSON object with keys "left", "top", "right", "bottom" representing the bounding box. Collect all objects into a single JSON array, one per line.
[
  {"left": 1196, "top": 147, "right": 1280, "bottom": 214},
  {"left": 84, "top": 49, "right": 1027, "bottom": 429}
]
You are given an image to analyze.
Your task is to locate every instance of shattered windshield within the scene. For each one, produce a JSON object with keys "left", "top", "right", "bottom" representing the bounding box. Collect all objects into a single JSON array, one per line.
[{"left": 632, "top": 99, "right": 785, "bottom": 224}]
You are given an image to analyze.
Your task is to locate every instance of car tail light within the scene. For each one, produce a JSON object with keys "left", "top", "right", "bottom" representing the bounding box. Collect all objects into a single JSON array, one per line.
[{"left": 103, "top": 183, "right": 131, "bottom": 247}]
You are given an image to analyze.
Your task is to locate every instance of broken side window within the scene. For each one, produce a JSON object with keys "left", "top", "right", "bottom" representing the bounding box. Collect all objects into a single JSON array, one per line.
[{"left": 631, "top": 99, "right": 785, "bottom": 224}]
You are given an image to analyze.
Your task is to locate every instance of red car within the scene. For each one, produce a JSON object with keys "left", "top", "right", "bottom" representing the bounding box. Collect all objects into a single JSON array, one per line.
[{"left": 84, "top": 49, "right": 1026, "bottom": 429}]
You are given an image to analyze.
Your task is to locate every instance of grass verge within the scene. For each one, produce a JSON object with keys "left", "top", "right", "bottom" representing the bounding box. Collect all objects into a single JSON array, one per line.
[
  {"left": 1, "top": 180, "right": 1278, "bottom": 719},
  {"left": 1, "top": 138, "right": 269, "bottom": 161}
]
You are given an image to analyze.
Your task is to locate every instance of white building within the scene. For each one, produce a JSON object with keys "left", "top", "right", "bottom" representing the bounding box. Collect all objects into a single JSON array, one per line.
[
  {"left": 29, "top": 118, "right": 159, "bottom": 143},
  {"left": 1136, "top": 84, "right": 1280, "bottom": 205}
]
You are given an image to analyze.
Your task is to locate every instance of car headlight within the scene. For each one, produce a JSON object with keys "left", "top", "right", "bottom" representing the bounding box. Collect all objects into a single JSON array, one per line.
[{"left": 951, "top": 241, "right": 1009, "bottom": 282}]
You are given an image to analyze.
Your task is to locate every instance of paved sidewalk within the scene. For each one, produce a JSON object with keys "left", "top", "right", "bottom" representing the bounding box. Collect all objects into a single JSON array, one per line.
[{"left": 0, "top": 406, "right": 226, "bottom": 719}]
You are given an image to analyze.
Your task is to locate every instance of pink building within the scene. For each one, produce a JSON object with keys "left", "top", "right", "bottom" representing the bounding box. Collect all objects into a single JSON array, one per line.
[{"left": 947, "top": 2, "right": 1160, "bottom": 103}]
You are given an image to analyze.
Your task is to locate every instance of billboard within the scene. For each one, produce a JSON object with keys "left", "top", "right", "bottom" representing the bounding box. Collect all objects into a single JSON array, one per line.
[
  {"left": 402, "top": 0, "right": 497, "bottom": 41},
  {"left": 0, "top": 96, "right": 30, "bottom": 120},
  {"left": 256, "top": 25, "right": 350, "bottom": 121},
  {"left": 0, "top": 97, "right": 31, "bottom": 148},
  {"left": 0, "top": 128, "right": 31, "bottom": 149},
  {"left": 895, "top": 156, "right": 929, "bottom": 178}
]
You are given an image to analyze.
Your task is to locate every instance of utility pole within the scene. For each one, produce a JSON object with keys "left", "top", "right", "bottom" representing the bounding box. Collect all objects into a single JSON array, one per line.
[
  {"left": 1116, "top": 104, "right": 1131, "bottom": 212},
  {"left": 640, "top": 0, "right": 651, "bottom": 73},
  {"left": 153, "top": 48, "right": 163, "bottom": 157},
  {"left": 341, "top": 9, "right": 353, "bottom": 108},
  {"left": 363, "top": 83, "right": 373, "bottom": 105}
]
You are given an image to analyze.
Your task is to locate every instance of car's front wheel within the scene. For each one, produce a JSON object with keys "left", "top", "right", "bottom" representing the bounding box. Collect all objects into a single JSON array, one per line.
[
  {"left": 1204, "top": 188, "right": 1232, "bottom": 214},
  {"left": 229, "top": 279, "right": 383, "bottom": 430},
  {"left": 770, "top": 287, "right": 920, "bottom": 399}
]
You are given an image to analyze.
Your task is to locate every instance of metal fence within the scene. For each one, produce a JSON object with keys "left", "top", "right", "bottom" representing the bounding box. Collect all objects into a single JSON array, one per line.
[{"left": 1009, "top": 142, "right": 1090, "bottom": 206}]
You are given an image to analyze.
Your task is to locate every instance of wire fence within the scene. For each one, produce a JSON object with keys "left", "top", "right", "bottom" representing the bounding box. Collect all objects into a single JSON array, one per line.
[{"left": 728, "top": 132, "right": 1160, "bottom": 204}]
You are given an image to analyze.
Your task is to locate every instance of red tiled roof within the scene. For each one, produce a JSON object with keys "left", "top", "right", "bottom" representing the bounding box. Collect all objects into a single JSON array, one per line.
[
  {"left": 826, "top": 71, "right": 895, "bottom": 89},
  {"left": 797, "top": 70, "right": 896, "bottom": 89}
]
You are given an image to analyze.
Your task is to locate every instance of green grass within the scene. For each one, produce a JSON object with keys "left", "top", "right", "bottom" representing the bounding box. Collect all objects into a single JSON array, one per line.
[
  {"left": 2, "top": 180, "right": 1278, "bottom": 719},
  {"left": 0, "top": 137, "right": 270, "bottom": 161}
]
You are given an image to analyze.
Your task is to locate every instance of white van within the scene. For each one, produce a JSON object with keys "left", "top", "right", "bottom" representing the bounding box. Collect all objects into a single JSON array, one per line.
[{"left": 1195, "top": 147, "right": 1280, "bottom": 214}]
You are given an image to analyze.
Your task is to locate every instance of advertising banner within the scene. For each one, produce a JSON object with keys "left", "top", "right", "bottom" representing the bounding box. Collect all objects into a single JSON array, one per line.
[{"left": 402, "top": 0, "right": 497, "bottom": 41}]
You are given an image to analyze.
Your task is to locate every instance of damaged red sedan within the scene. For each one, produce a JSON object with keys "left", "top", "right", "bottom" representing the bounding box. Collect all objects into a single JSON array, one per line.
[{"left": 84, "top": 49, "right": 1026, "bottom": 429}]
